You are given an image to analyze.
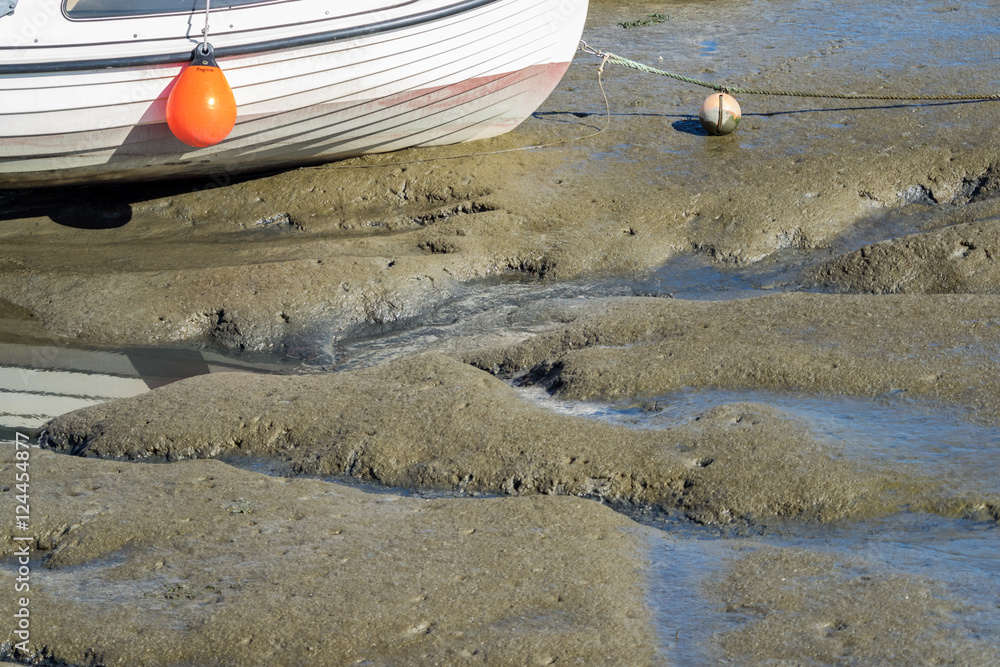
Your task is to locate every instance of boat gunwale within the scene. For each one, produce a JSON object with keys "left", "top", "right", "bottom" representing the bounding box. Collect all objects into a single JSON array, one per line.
[
  {"left": 58, "top": 0, "right": 412, "bottom": 23},
  {"left": 0, "top": 0, "right": 504, "bottom": 75}
]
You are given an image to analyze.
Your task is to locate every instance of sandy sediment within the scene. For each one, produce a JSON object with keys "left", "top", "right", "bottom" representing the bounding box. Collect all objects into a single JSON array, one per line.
[
  {"left": 464, "top": 293, "right": 1000, "bottom": 420},
  {"left": 1, "top": 449, "right": 657, "bottom": 666},
  {"left": 710, "top": 546, "right": 999, "bottom": 665},
  {"left": 40, "top": 353, "right": 938, "bottom": 525},
  {"left": 806, "top": 218, "right": 1000, "bottom": 294},
  {"left": 5, "top": 0, "right": 1000, "bottom": 662}
]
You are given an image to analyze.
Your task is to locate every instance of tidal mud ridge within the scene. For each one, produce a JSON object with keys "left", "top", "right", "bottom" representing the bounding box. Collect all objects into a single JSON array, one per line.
[{"left": 4, "top": 0, "right": 1000, "bottom": 664}]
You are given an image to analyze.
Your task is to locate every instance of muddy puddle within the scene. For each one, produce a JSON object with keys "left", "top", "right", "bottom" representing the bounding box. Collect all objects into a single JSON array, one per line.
[
  {"left": 645, "top": 512, "right": 1000, "bottom": 664},
  {"left": 516, "top": 378, "right": 1000, "bottom": 661},
  {"left": 518, "top": 385, "right": 1000, "bottom": 496}
]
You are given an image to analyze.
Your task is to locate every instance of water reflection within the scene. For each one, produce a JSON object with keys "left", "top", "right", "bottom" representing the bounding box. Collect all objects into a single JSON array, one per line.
[
  {"left": 517, "top": 386, "right": 1000, "bottom": 496},
  {"left": 0, "top": 343, "right": 291, "bottom": 444},
  {"left": 646, "top": 514, "right": 1000, "bottom": 663}
]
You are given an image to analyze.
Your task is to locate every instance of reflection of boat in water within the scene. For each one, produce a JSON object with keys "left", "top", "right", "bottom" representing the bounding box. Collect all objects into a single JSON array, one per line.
[
  {"left": 0, "top": 343, "right": 285, "bottom": 443},
  {"left": 0, "top": 0, "right": 588, "bottom": 187}
]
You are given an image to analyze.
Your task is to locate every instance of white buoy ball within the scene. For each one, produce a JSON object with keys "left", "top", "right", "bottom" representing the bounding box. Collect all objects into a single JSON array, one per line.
[{"left": 698, "top": 92, "right": 742, "bottom": 135}]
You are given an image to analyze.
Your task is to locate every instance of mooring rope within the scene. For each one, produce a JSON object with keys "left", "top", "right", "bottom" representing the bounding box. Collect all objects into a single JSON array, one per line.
[
  {"left": 580, "top": 42, "right": 1000, "bottom": 101},
  {"left": 200, "top": 0, "right": 211, "bottom": 54}
]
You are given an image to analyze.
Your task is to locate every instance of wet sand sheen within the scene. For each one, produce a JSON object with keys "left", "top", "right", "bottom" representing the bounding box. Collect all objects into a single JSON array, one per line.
[
  {"left": 5, "top": 0, "right": 1000, "bottom": 663},
  {"left": 1, "top": 450, "right": 658, "bottom": 665}
]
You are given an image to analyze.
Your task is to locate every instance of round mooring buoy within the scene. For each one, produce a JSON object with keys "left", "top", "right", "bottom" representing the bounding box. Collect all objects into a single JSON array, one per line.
[
  {"left": 166, "top": 43, "right": 237, "bottom": 148},
  {"left": 698, "top": 92, "right": 741, "bottom": 136}
]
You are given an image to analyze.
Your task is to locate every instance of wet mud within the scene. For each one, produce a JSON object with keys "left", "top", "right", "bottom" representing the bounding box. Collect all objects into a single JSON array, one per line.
[
  {"left": 710, "top": 543, "right": 1000, "bottom": 665},
  {"left": 5, "top": 0, "right": 1000, "bottom": 664},
  {"left": 41, "top": 353, "right": 911, "bottom": 525},
  {"left": 1, "top": 451, "right": 656, "bottom": 666},
  {"left": 806, "top": 217, "right": 1000, "bottom": 294},
  {"left": 3, "top": 1, "right": 1000, "bottom": 355}
]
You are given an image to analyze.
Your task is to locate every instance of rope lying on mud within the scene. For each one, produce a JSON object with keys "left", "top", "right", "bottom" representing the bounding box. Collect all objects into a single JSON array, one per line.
[{"left": 580, "top": 42, "right": 1000, "bottom": 101}]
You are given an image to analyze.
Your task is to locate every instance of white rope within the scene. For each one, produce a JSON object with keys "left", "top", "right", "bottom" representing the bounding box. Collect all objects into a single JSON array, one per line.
[{"left": 201, "top": 0, "right": 211, "bottom": 54}]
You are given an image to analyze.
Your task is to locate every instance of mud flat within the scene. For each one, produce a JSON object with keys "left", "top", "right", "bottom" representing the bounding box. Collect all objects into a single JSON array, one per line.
[
  {"left": 3, "top": 2, "right": 1000, "bottom": 353},
  {"left": 707, "top": 540, "right": 1000, "bottom": 665},
  {"left": 5, "top": 0, "right": 1000, "bottom": 664},
  {"left": 806, "top": 217, "right": 1000, "bottom": 294},
  {"left": 40, "top": 353, "right": 909, "bottom": 525},
  {"left": 32, "top": 310, "right": 1000, "bottom": 663},
  {"left": 0, "top": 450, "right": 656, "bottom": 666}
]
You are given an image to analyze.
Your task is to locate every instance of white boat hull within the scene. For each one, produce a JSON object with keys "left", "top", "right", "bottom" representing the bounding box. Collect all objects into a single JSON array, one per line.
[{"left": 0, "top": 0, "right": 588, "bottom": 186}]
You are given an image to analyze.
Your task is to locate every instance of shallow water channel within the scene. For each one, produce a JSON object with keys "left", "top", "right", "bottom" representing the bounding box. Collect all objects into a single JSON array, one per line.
[
  {"left": 4, "top": 252, "right": 1000, "bottom": 662},
  {"left": 520, "top": 384, "right": 1000, "bottom": 662}
]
